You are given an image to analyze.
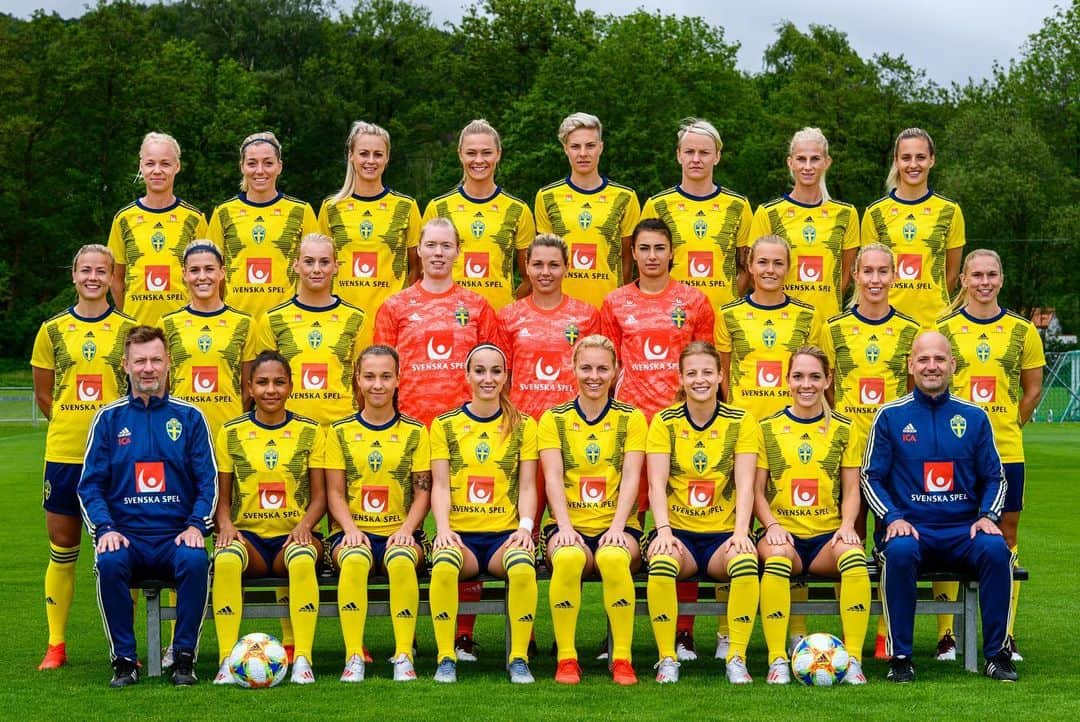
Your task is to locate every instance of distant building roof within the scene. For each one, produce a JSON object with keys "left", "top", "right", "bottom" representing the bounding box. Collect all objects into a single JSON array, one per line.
[{"left": 1030, "top": 307, "right": 1057, "bottom": 329}]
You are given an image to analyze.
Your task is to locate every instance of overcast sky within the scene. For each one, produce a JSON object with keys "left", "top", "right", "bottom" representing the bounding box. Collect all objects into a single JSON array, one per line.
[{"left": 1, "top": 0, "right": 1063, "bottom": 86}]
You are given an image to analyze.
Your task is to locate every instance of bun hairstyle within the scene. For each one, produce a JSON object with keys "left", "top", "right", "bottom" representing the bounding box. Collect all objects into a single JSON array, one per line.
[{"left": 238, "top": 131, "right": 282, "bottom": 191}]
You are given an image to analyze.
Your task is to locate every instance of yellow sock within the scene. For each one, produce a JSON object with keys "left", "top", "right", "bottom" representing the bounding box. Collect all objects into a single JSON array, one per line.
[
  {"left": 715, "top": 582, "right": 730, "bottom": 636},
  {"left": 337, "top": 545, "right": 373, "bottom": 659},
  {"left": 548, "top": 545, "right": 586, "bottom": 662},
  {"left": 385, "top": 545, "right": 420, "bottom": 659},
  {"left": 934, "top": 581, "right": 958, "bottom": 637},
  {"left": 789, "top": 581, "right": 808, "bottom": 638},
  {"left": 285, "top": 544, "right": 319, "bottom": 662},
  {"left": 726, "top": 554, "right": 760, "bottom": 661},
  {"left": 429, "top": 547, "right": 462, "bottom": 662},
  {"left": 44, "top": 543, "right": 79, "bottom": 646},
  {"left": 647, "top": 554, "right": 680, "bottom": 661},
  {"left": 503, "top": 547, "right": 537, "bottom": 663},
  {"left": 838, "top": 549, "right": 871, "bottom": 663},
  {"left": 760, "top": 556, "right": 792, "bottom": 661},
  {"left": 277, "top": 586, "right": 294, "bottom": 647},
  {"left": 1007, "top": 545, "right": 1019, "bottom": 638},
  {"left": 212, "top": 541, "right": 247, "bottom": 662},
  {"left": 595, "top": 545, "right": 635, "bottom": 663}
]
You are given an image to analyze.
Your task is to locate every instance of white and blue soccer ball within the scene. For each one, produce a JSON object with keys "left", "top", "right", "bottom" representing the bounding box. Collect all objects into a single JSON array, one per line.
[
  {"left": 791, "top": 632, "right": 850, "bottom": 686},
  {"left": 228, "top": 632, "right": 289, "bottom": 688}
]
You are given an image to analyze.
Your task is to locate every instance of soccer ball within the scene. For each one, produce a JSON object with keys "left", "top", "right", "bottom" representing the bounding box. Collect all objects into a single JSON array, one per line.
[
  {"left": 228, "top": 632, "right": 289, "bottom": 688},
  {"left": 790, "top": 632, "right": 850, "bottom": 686}
]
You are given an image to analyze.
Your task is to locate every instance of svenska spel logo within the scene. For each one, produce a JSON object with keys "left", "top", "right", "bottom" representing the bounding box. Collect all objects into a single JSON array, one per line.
[
  {"left": 259, "top": 482, "right": 286, "bottom": 509},
  {"left": 352, "top": 252, "right": 377, "bottom": 278},
  {"left": 756, "top": 360, "right": 782, "bottom": 388},
  {"left": 135, "top": 461, "right": 166, "bottom": 494},
  {"left": 76, "top": 374, "right": 102, "bottom": 402},
  {"left": 687, "top": 480, "right": 715, "bottom": 508},
  {"left": 464, "top": 252, "right": 489, "bottom": 278},
  {"left": 572, "top": 243, "right": 596, "bottom": 270},
  {"left": 145, "top": 265, "right": 170, "bottom": 292},
  {"left": 467, "top": 476, "right": 494, "bottom": 504},
  {"left": 642, "top": 337, "right": 669, "bottom": 361},
  {"left": 534, "top": 356, "right": 559, "bottom": 382},
  {"left": 923, "top": 461, "right": 954, "bottom": 492},
  {"left": 797, "top": 256, "right": 823, "bottom": 282},
  {"left": 971, "top": 376, "right": 996, "bottom": 403},
  {"left": 896, "top": 254, "right": 922, "bottom": 280},
  {"left": 688, "top": 251, "right": 713, "bottom": 278},
  {"left": 362, "top": 486, "right": 389, "bottom": 513},
  {"left": 859, "top": 377, "right": 885, "bottom": 405},
  {"left": 579, "top": 477, "right": 607, "bottom": 503},
  {"left": 791, "top": 478, "right": 818, "bottom": 506},
  {"left": 301, "top": 363, "right": 328, "bottom": 390},
  {"left": 246, "top": 258, "right": 272, "bottom": 284},
  {"left": 426, "top": 331, "right": 454, "bottom": 361},
  {"left": 192, "top": 366, "right": 218, "bottom": 393}
]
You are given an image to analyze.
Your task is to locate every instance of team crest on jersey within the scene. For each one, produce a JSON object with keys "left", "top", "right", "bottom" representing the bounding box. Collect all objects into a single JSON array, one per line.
[
  {"left": 475, "top": 440, "right": 491, "bottom": 463},
  {"left": 264, "top": 444, "right": 279, "bottom": 470},
  {"left": 150, "top": 228, "right": 166, "bottom": 252},
  {"left": 368, "top": 449, "right": 383, "bottom": 472},
  {"left": 865, "top": 339, "right": 880, "bottom": 363},
  {"left": 82, "top": 338, "right": 97, "bottom": 361},
  {"left": 454, "top": 305, "right": 470, "bottom": 327},
  {"left": 578, "top": 207, "right": 593, "bottom": 230},
  {"left": 762, "top": 321, "right": 777, "bottom": 349},
  {"left": 976, "top": 338, "right": 992, "bottom": 362},
  {"left": 797, "top": 441, "right": 813, "bottom": 464},
  {"left": 470, "top": 214, "right": 486, "bottom": 239},
  {"left": 692, "top": 448, "right": 708, "bottom": 474},
  {"left": 359, "top": 219, "right": 374, "bottom": 240},
  {"left": 802, "top": 219, "right": 816, "bottom": 244},
  {"left": 165, "top": 418, "right": 182, "bottom": 442},
  {"left": 564, "top": 323, "right": 579, "bottom": 345},
  {"left": 252, "top": 223, "right": 267, "bottom": 244},
  {"left": 585, "top": 441, "right": 601, "bottom": 464},
  {"left": 693, "top": 212, "right": 708, "bottom": 239},
  {"left": 671, "top": 305, "right": 687, "bottom": 329},
  {"left": 901, "top": 218, "right": 917, "bottom": 242},
  {"left": 197, "top": 333, "right": 212, "bottom": 353},
  {"left": 949, "top": 415, "right": 967, "bottom": 438},
  {"left": 308, "top": 328, "right": 323, "bottom": 349}
]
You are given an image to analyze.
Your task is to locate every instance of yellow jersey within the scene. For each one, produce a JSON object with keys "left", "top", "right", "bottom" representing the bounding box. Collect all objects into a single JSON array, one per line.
[
  {"left": 861, "top": 190, "right": 965, "bottom": 328},
  {"left": 534, "top": 177, "right": 640, "bottom": 308},
  {"left": 254, "top": 297, "right": 369, "bottom": 424},
  {"left": 646, "top": 402, "right": 760, "bottom": 533},
  {"left": 324, "top": 412, "right": 431, "bottom": 536},
  {"left": 716, "top": 295, "right": 823, "bottom": 420},
  {"left": 423, "top": 187, "right": 536, "bottom": 310},
  {"left": 758, "top": 408, "right": 861, "bottom": 538},
  {"left": 317, "top": 189, "right": 422, "bottom": 311},
  {"left": 640, "top": 185, "right": 752, "bottom": 308},
  {"left": 161, "top": 304, "right": 256, "bottom": 438},
  {"left": 938, "top": 308, "right": 1045, "bottom": 463},
  {"left": 107, "top": 198, "right": 208, "bottom": 325},
  {"left": 429, "top": 406, "right": 538, "bottom": 533},
  {"left": 30, "top": 307, "right": 136, "bottom": 463},
  {"left": 748, "top": 195, "right": 860, "bottom": 318},
  {"left": 208, "top": 192, "right": 319, "bottom": 317},
  {"left": 537, "top": 398, "right": 647, "bottom": 535},
  {"left": 820, "top": 306, "right": 920, "bottom": 454}
]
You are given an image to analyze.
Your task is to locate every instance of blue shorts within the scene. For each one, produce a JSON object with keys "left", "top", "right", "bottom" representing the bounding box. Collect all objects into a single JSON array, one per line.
[
  {"left": 792, "top": 532, "right": 835, "bottom": 572},
  {"left": 1003, "top": 462, "right": 1024, "bottom": 513},
  {"left": 541, "top": 524, "right": 642, "bottom": 558},
  {"left": 327, "top": 529, "right": 427, "bottom": 570},
  {"left": 239, "top": 531, "right": 290, "bottom": 570},
  {"left": 43, "top": 461, "right": 82, "bottom": 516},
  {"left": 668, "top": 529, "right": 732, "bottom": 578},
  {"left": 459, "top": 531, "right": 517, "bottom": 570}
]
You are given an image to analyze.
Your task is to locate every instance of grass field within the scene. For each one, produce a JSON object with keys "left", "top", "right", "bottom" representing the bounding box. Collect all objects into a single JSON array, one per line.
[{"left": 2, "top": 423, "right": 1078, "bottom": 720}]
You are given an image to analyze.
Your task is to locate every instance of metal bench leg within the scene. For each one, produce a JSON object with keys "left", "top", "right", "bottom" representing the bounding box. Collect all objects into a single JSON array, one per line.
[
  {"left": 144, "top": 588, "right": 162, "bottom": 678},
  {"left": 963, "top": 581, "right": 979, "bottom": 673}
]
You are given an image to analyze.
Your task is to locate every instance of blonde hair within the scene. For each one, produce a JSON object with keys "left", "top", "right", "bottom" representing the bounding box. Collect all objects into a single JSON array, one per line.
[
  {"left": 465, "top": 344, "right": 520, "bottom": 441},
  {"left": 885, "top": 127, "right": 935, "bottom": 192},
  {"left": 298, "top": 232, "right": 336, "bottom": 259},
  {"left": 572, "top": 334, "right": 616, "bottom": 368},
  {"left": 72, "top": 244, "right": 114, "bottom": 272},
  {"left": 848, "top": 242, "right": 895, "bottom": 310},
  {"left": 788, "top": 127, "right": 831, "bottom": 202},
  {"left": 332, "top": 121, "right": 391, "bottom": 203},
  {"left": 949, "top": 248, "right": 1004, "bottom": 313},
  {"left": 673, "top": 341, "right": 723, "bottom": 404},
  {"left": 677, "top": 117, "right": 722, "bottom": 153},
  {"left": 238, "top": 131, "right": 282, "bottom": 191},
  {"left": 527, "top": 233, "right": 568, "bottom": 265},
  {"left": 558, "top": 112, "right": 602, "bottom": 146},
  {"left": 135, "top": 131, "right": 181, "bottom": 185},
  {"left": 457, "top": 119, "right": 501, "bottom": 185},
  {"left": 788, "top": 345, "right": 833, "bottom": 431},
  {"left": 749, "top": 234, "right": 791, "bottom": 267},
  {"left": 420, "top": 217, "right": 461, "bottom": 246}
]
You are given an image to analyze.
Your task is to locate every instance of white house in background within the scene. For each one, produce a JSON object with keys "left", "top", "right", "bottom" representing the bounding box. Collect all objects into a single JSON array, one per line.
[{"left": 1030, "top": 308, "right": 1077, "bottom": 344}]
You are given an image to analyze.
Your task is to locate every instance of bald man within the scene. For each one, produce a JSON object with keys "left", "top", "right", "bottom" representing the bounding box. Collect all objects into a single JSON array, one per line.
[{"left": 861, "top": 331, "right": 1015, "bottom": 683}]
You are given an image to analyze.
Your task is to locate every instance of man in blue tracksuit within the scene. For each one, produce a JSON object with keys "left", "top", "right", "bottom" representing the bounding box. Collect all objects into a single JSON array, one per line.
[
  {"left": 78, "top": 326, "right": 218, "bottom": 687},
  {"left": 861, "top": 331, "right": 1015, "bottom": 683}
]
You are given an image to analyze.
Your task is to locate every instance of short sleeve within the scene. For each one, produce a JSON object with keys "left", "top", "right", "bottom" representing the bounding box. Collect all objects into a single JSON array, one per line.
[
  {"left": 533, "top": 189, "right": 552, "bottom": 234},
  {"left": 735, "top": 411, "right": 761, "bottom": 456},
  {"left": 429, "top": 416, "right": 449, "bottom": 461},
  {"left": 646, "top": 414, "right": 673, "bottom": 454},
  {"left": 308, "top": 424, "right": 328, "bottom": 467},
  {"left": 30, "top": 322, "right": 55, "bottom": 370},
  {"left": 619, "top": 189, "right": 641, "bottom": 238},
  {"left": 536, "top": 410, "right": 561, "bottom": 451},
  {"left": 734, "top": 197, "right": 754, "bottom": 248},
  {"left": 405, "top": 199, "right": 422, "bottom": 249},
  {"left": 842, "top": 207, "right": 860, "bottom": 250},
  {"left": 519, "top": 415, "right": 539, "bottom": 461},
  {"left": 625, "top": 408, "right": 648, "bottom": 453},
  {"left": 840, "top": 421, "right": 861, "bottom": 467},
  {"left": 323, "top": 424, "right": 346, "bottom": 471},
  {"left": 107, "top": 214, "right": 126, "bottom": 264},
  {"left": 746, "top": 205, "right": 770, "bottom": 248},
  {"left": 1021, "top": 322, "right": 1046, "bottom": 370},
  {"left": 215, "top": 426, "right": 234, "bottom": 474},
  {"left": 945, "top": 202, "right": 965, "bottom": 250},
  {"left": 514, "top": 202, "right": 537, "bottom": 250},
  {"left": 715, "top": 309, "right": 732, "bottom": 353},
  {"left": 410, "top": 424, "right": 432, "bottom": 473}
]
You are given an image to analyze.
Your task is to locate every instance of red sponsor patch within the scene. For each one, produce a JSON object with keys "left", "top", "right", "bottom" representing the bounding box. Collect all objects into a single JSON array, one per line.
[
  {"left": 246, "top": 257, "right": 272, "bottom": 285},
  {"left": 896, "top": 254, "right": 922, "bottom": 281},
  {"left": 144, "top": 265, "right": 170, "bottom": 292},
  {"left": 579, "top": 477, "right": 607, "bottom": 504},
  {"left": 464, "top": 252, "right": 489, "bottom": 278},
  {"left": 756, "top": 360, "right": 782, "bottom": 388},
  {"left": 467, "top": 476, "right": 495, "bottom": 504},
  {"left": 688, "top": 480, "right": 715, "bottom": 508},
  {"left": 688, "top": 251, "right": 713, "bottom": 278},
  {"left": 135, "top": 462, "right": 165, "bottom": 494},
  {"left": 923, "top": 461, "right": 954, "bottom": 493},
  {"left": 362, "top": 486, "right": 389, "bottom": 513},
  {"left": 791, "top": 478, "right": 818, "bottom": 507},
  {"left": 858, "top": 377, "right": 885, "bottom": 406},
  {"left": 259, "top": 481, "right": 287, "bottom": 509},
  {"left": 797, "top": 256, "right": 823, "bottom": 283},
  {"left": 970, "top": 376, "right": 996, "bottom": 403},
  {"left": 301, "top": 363, "right": 328, "bottom": 390},
  {"left": 352, "top": 252, "right": 377, "bottom": 279},
  {"left": 192, "top": 366, "right": 218, "bottom": 394},
  {"left": 571, "top": 244, "right": 596, "bottom": 270},
  {"left": 76, "top": 374, "right": 102, "bottom": 402}
]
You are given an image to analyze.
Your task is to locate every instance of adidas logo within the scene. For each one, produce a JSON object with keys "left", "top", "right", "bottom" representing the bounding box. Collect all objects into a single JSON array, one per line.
[
  {"left": 395, "top": 609, "right": 413, "bottom": 618},
  {"left": 45, "top": 596, "right": 56, "bottom": 605},
  {"left": 903, "top": 423, "right": 917, "bottom": 434},
  {"left": 553, "top": 600, "right": 573, "bottom": 609},
  {"left": 341, "top": 602, "right": 360, "bottom": 611},
  {"left": 766, "top": 611, "right": 785, "bottom": 620},
  {"left": 611, "top": 599, "right": 631, "bottom": 608},
  {"left": 934, "top": 594, "right": 949, "bottom": 603},
  {"left": 734, "top": 615, "right": 751, "bottom": 624},
  {"left": 118, "top": 427, "right": 132, "bottom": 439},
  {"left": 216, "top": 606, "right": 235, "bottom": 615},
  {"left": 846, "top": 604, "right": 867, "bottom": 612},
  {"left": 409, "top": 313, "right": 422, "bottom": 322},
  {"left": 517, "top": 614, "right": 534, "bottom": 622},
  {"left": 299, "top": 602, "right": 317, "bottom": 613},
  {"left": 652, "top": 614, "right": 670, "bottom": 622},
  {"left": 435, "top": 612, "right": 451, "bottom": 621}
]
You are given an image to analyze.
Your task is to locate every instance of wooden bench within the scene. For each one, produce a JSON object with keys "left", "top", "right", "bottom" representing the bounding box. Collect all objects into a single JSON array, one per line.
[{"left": 139, "top": 564, "right": 1029, "bottom": 677}]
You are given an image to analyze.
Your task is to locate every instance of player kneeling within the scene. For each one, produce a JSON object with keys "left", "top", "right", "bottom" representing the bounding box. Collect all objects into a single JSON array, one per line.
[
  {"left": 754, "top": 346, "right": 869, "bottom": 685},
  {"left": 645, "top": 342, "right": 761, "bottom": 684},
  {"left": 540, "top": 335, "right": 647, "bottom": 685},
  {"left": 325, "top": 345, "right": 431, "bottom": 682},
  {"left": 211, "top": 351, "right": 327, "bottom": 685}
]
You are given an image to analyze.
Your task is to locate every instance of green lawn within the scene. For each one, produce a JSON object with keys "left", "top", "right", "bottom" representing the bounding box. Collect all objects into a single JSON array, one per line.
[{"left": 2, "top": 425, "right": 1078, "bottom": 720}]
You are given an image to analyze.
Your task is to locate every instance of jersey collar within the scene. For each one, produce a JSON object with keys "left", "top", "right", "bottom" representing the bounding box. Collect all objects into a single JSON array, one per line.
[
  {"left": 913, "top": 386, "right": 952, "bottom": 407},
  {"left": 744, "top": 293, "right": 791, "bottom": 311},
  {"left": 458, "top": 185, "right": 502, "bottom": 205},
  {"left": 183, "top": 304, "right": 228, "bottom": 318},
  {"left": 683, "top": 402, "right": 723, "bottom": 432},
  {"left": 135, "top": 196, "right": 183, "bottom": 213},
  {"left": 70, "top": 305, "right": 117, "bottom": 323},
  {"left": 888, "top": 188, "right": 934, "bottom": 205},
  {"left": 238, "top": 191, "right": 284, "bottom": 208},
  {"left": 356, "top": 410, "right": 400, "bottom": 431},
  {"left": 291, "top": 296, "right": 342, "bottom": 313},
  {"left": 249, "top": 409, "right": 294, "bottom": 430},
  {"left": 781, "top": 192, "right": 824, "bottom": 209},
  {"left": 959, "top": 306, "right": 1007, "bottom": 324},
  {"left": 851, "top": 305, "right": 897, "bottom": 325},
  {"left": 461, "top": 403, "right": 502, "bottom": 423},
  {"left": 352, "top": 187, "right": 390, "bottom": 202},
  {"left": 674, "top": 184, "right": 722, "bottom": 202},
  {"left": 783, "top": 407, "right": 826, "bottom": 425},
  {"left": 565, "top": 176, "right": 609, "bottom": 195},
  {"left": 573, "top": 397, "right": 613, "bottom": 425}
]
